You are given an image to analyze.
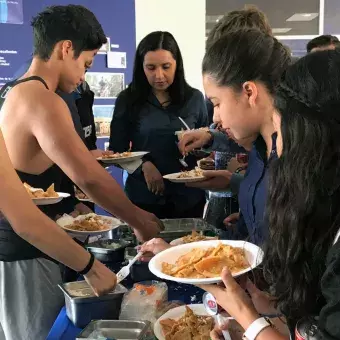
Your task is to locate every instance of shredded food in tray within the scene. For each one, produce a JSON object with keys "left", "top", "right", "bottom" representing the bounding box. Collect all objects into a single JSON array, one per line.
[
  {"left": 162, "top": 243, "right": 249, "bottom": 279},
  {"left": 24, "top": 183, "right": 59, "bottom": 198},
  {"left": 177, "top": 167, "right": 204, "bottom": 179},
  {"left": 65, "top": 215, "right": 111, "bottom": 232},
  {"left": 160, "top": 306, "right": 214, "bottom": 340},
  {"left": 181, "top": 231, "right": 218, "bottom": 244},
  {"left": 101, "top": 150, "right": 132, "bottom": 159}
]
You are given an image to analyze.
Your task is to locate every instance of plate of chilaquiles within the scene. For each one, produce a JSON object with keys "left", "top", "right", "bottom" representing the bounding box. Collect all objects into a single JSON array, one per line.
[
  {"left": 149, "top": 240, "right": 263, "bottom": 285},
  {"left": 24, "top": 183, "right": 70, "bottom": 206},
  {"left": 97, "top": 150, "right": 149, "bottom": 165},
  {"left": 163, "top": 167, "right": 206, "bottom": 184}
]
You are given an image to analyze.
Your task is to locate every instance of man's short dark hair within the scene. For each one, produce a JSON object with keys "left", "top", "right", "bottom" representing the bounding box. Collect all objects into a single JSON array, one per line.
[
  {"left": 31, "top": 5, "right": 107, "bottom": 61},
  {"left": 306, "top": 35, "right": 339, "bottom": 53}
]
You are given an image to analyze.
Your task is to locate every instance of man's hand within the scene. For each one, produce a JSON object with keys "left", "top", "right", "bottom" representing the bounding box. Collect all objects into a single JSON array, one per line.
[
  {"left": 178, "top": 129, "right": 212, "bottom": 155},
  {"left": 186, "top": 170, "right": 232, "bottom": 191},
  {"left": 84, "top": 258, "right": 117, "bottom": 296},
  {"left": 133, "top": 208, "right": 164, "bottom": 242}
]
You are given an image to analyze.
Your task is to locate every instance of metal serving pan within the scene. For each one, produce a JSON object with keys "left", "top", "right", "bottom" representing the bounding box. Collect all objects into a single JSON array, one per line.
[
  {"left": 108, "top": 218, "right": 217, "bottom": 244},
  {"left": 86, "top": 239, "right": 131, "bottom": 263},
  {"left": 76, "top": 320, "right": 151, "bottom": 339},
  {"left": 59, "top": 281, "right": 128, "bottom": 328}
]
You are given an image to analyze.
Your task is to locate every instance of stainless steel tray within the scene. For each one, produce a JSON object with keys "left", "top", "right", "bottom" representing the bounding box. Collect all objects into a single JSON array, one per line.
[
  {"left": 76, "top": 320, "right": 151, "bottom": 339},
  {"left": 86, "top": 240, "right": 131, "bottom": 263},
  {"left": 159, "top": 218, "right": 216, "bottom": 242},
  {"left": 110, "top": 218, "right": 217, "bottom": 244},
  {"left": 59, "top": 281, "right": 128, "bottom": 328}
]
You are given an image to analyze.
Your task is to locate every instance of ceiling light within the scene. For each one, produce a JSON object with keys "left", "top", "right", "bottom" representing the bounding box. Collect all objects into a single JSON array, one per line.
[
  {"left": 286, "top": 13, "right": 319, "bottom": 21},
  {"left": 272, "top": 28, "right": 292, "bottom": 34},
  {"left": 206, "top": 15, "right": 223, "bottom": 24}
]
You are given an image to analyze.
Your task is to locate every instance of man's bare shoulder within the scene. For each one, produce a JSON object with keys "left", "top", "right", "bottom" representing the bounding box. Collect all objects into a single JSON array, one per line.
[{"left": 5, "top": 81, "right": 71, "bottom": 119}]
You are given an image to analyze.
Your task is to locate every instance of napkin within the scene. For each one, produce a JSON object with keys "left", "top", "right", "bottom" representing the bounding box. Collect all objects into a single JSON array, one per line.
[{"left": 120, "top": 159, "right": 143, "bottom": 174}]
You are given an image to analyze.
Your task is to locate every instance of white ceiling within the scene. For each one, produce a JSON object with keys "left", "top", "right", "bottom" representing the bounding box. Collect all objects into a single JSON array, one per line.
[{"left": 206, "top": 0, "right": 320, "bottom": 36}]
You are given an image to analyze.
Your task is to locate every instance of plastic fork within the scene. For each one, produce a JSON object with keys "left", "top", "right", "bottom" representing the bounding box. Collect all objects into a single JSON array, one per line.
[
  {"left": 177, "top": 117, "right": 190, "bottom": 167},
  {"left": 116, "top": 252, "right": 143, "bottom": 283},
  {"left": 179, "top": 155, "right": 189, "bottom": 167}
]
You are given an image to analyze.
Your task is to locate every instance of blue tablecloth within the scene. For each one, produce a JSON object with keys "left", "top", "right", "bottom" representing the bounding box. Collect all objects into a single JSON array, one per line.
[{"left": 47, "top": 281, "right": 204, "bottom": 340}]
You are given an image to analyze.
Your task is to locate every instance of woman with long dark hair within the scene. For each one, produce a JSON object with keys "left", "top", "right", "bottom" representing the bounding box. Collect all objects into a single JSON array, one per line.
[
  {"left": 201, "top": 32, "right": 340, "bottom": 340},
  {"left": 109, "top": 31, "right": 208, "bottom": 218}
]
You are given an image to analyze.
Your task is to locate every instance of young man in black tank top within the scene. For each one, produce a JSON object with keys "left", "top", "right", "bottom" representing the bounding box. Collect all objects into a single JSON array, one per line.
[{"left": 0, "top": 5, "right": 162, "bottom": 340}]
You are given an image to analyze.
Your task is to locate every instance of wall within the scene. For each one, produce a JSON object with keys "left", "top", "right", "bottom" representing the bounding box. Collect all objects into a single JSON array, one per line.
[
  {"left": 0, "top": 0, "right": 137, "bottom": 190},
  {"left": 135, "top": 0, "right": 206, "bottom": 92}
]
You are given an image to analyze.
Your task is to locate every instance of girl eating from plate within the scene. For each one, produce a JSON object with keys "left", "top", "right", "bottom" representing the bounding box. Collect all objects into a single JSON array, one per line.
[{"left": 200, "top": 30, "right": 340, "bottom": 340}]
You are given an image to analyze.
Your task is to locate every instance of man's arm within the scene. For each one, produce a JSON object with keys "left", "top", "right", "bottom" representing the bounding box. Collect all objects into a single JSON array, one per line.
[
  {"left": 30, "top": 92, "right": 161, "bottom": 241},
  {"left": 0, "top": 131, "right": 88, "bottom": 270},
  {"left": 0, "top": 130, "right": 117, "bottom": 295}
]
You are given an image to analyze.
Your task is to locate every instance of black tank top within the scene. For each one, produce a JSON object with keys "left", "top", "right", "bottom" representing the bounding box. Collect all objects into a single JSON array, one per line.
[{"left": 0, "top": 76, "right": 63, "bottom": 262}]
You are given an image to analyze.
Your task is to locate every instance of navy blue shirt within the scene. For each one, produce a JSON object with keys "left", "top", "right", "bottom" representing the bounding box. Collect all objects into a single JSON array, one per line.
[
  {"left": 109, "top": 88, "right": 208, "bottom": 211},
  {"left": 237, "top": 134, "right": 277, "bottom": 245}
]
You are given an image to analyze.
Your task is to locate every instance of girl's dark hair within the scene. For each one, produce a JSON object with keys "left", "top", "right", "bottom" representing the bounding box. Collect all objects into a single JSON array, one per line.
[
  {"left": 203, "top": 29, "right": 291, "bottom": 95},
  {"left": 264, "top": 50, "right": 340, "bottom": 321},
  {"left": 206, "top": 5, "right": 272, "bottom": 49},
  {"left": 125, "top": 31, "right": 193, "bottom": 119}
]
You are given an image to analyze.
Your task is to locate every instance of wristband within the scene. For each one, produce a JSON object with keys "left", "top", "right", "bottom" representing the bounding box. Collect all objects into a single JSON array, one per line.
[
  {"left": 78, "top": 253, "right": 95, "bottom": 275},
  {"left": 243, "top": 317, "right": 271, "bottom": 340}
]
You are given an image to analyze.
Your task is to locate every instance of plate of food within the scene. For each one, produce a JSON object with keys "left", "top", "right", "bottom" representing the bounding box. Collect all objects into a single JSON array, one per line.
[
  {"left": 149, "top": 240, "right": 263, "bottom": 285},
  {"left": 154, "top": 304, "right": 214, "bottom": 340},
  {"left": 74, "top": 187, "right": 93, "bottom": 203},
  {"left": 97, "top": 151, "right": 149, "bottom": 164},
  {"left": 170, "top": 231, "right": 218, "bottom": 246},
  {"left": 56, "top": 213, "right": 122, "bottom": 236},
  {"left": 163, "top": 167, "right": 206, "bottom": 183},
  {"left": 24, "top": 183, "right": 70, "bottom": 206}
]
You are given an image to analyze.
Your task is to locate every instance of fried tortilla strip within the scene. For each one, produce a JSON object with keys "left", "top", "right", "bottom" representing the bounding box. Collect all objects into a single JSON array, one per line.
[
  {"left": 160, "top": 318, "right": 177, "bottom": 335},
  {"left": 194, "top": 256, "right": 231, "bottom": 277},
  {"left": 46, "top": 183, "right": 59, "bottom": 198}
]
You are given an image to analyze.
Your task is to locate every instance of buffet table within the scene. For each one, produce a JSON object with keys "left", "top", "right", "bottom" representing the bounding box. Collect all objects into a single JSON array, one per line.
[
  {"left": 47, "top": 219, "right": 215, "bottom": 339},
  {"left": 47, "top": 278, "right": 204, "bottom": 340}
]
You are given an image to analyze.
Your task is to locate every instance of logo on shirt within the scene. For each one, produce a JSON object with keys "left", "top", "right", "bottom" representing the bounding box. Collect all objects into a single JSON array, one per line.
[{"left": 83, "top": 125, "right": 92, "bottom": 138}]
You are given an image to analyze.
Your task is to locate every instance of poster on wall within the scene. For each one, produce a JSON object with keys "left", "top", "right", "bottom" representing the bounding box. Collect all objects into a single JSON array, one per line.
[
  {"left": 93, "top": 105, "right": 114, "bottom": 137},
  {"left": 0, "top": 0, "right": 23, "bottom": 25},
  {"left": 98, "top": 37, "right": 111, "bottom": 54},
  {"left": 107, "top": 51, "right": 127, "bottom": 69},
  {"left": 86, "top": 72, "right": 125, "bottom": 99}
]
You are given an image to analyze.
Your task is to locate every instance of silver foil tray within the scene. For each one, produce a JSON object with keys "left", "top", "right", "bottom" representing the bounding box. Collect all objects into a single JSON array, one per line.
[
  {"left": 59, "top": 281, "right": 127, "bottom": 303},
  {"left": 76, "top": 320, "right": 151, "bottom": 339}
]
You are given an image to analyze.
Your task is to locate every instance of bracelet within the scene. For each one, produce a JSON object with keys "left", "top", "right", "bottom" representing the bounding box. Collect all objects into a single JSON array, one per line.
[
  {"left": 78, "top": 253, "right": 95, "bottom": 275},
  {"left": 243, "top": 317, "right": 271, "bottom": 340}
]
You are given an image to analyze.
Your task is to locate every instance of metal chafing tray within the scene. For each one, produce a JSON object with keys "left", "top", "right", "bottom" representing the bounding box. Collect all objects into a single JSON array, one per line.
[
  {"left": 86, "top": 239, "right": 132, "bottom": 263},
  {"left": 158, "top": 218, "right": 217, "bottom": 242},
  {"left": 109, "top": 218, "right": 217, "bottom": 244},
  {"left": 59, "top": 281, "right": 128, "bottom": 328},
  {"left": 76, "top": 320, "right": 151, "bottom": 339}
]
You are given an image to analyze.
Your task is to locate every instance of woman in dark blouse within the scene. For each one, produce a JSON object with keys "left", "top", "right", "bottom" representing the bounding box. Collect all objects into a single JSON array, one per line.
[
  {"left": 109, "top": 31, "right": 208, "bottom": 219},
  {"left": 200, "top": 31, "right": 340, "bottom": 340}
]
